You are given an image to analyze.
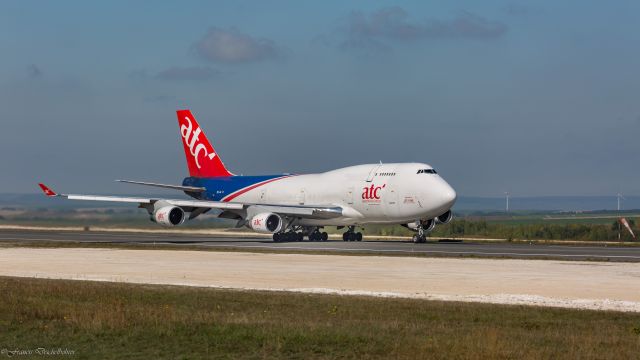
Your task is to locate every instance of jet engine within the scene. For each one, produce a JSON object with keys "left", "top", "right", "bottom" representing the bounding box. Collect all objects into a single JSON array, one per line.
[
  {"left": 404, "top": 218, "right": 436, "bottom": 232},
  {"left": 435, "top": 210, "right": 453, "bottom": 224},
  {"left": 153, "top": 206, "right": 186, "bottom": 226},
  {"left": 249, "top": 212, "right": 283, "bottom": 233}
]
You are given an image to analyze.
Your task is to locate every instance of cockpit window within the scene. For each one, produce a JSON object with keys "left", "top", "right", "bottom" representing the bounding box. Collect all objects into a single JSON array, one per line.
[{"left": 417, "top": 169, "right": 437, "bottom": 174}]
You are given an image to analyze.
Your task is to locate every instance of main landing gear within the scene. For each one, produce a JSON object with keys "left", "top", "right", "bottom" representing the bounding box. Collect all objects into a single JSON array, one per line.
[
  {"left": 309, "top": 228, "right": 328, "bottom": 242},
  {"left": 272, "top": 227, "right": 327, "bottom": 242},
  {"left": 273, "top": 231, "right": 303, "bottom": 242},
  {"left": 343, "top": 226, "right": 362, "bottom": 241}
]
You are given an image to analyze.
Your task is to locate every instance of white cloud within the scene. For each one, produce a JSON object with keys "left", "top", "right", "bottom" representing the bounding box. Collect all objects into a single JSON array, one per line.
[{"left": 194, "top": 27, "right": 280, "bottom": 64}]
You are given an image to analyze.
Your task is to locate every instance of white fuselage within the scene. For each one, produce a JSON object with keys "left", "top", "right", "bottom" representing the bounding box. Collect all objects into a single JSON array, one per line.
[{"left": 231, "top": 162, "right": 456, "bottom": 226}]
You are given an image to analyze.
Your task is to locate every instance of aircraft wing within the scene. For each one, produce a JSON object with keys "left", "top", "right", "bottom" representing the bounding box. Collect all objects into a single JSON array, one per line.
[
  {"left": 115, "top": 179, "right": 206, "bottom": 193},
  {"left": 252, "top": 204, "right": 342, "bottom": 219},
  {"left": 37, "top": 183, "right": 342, "bottom": 219}
]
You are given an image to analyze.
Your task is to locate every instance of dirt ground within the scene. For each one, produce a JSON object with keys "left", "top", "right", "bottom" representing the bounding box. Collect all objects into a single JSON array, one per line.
[{"left": 1, "top": 247, "right": 638, "bottom": 312}]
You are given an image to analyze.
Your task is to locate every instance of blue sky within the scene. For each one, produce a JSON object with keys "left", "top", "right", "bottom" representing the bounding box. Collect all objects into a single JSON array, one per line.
[{"left": 2, "top": 1, "right": 640, "bottom": 196}]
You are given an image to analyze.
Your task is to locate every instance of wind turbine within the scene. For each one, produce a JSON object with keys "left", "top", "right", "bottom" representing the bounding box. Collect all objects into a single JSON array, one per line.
[
  {"left": 617, "top": 192, "right": 625, "bottom": 211},
  {"left": 617, "top": 192, "right": 625, "bottom": 240}
]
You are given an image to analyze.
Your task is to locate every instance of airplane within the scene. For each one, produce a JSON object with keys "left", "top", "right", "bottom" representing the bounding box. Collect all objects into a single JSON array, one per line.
[{"left": 38, "top": 109, "right": 457, "bottom": 243}]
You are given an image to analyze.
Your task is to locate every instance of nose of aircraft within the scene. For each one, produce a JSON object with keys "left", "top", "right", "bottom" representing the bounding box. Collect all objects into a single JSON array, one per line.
[{"left": 440, "top": 181, "right": 457, "bottom": 209}]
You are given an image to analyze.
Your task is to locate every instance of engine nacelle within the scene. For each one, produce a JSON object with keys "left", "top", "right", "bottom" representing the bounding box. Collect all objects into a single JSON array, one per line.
[
  {"left": 404, "top": 218, "right": 436, "bottom": 232},
  {"left": 153, "top": 206, "right": 186, "bottom": 227},
  {"left": 248, "top": 212, "right": 283, "bottom": 233},
  {"left": 435, "top": 210, "right": 453, "bottom": 224}
]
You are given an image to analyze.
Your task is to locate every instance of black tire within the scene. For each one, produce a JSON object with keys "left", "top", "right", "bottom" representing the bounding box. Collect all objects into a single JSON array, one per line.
[
  {"left": 342, "top": 233, "right": 348, "bottom": 241},
  {"left": 321, "top": 232, "right": 328, "bottom": 241},
  {"left": 273, "top": 233, "right": 280, "bottom": 242},
  {"left": 356, "top": 232, "right": 362, "bottom": 241},
  {"left": 297, "top": 232, "right": 303, "bottom": 241}
]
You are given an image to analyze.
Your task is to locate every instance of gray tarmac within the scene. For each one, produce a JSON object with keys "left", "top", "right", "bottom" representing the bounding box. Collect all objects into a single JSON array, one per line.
[{"left": 1, "top": 229, "right": 640, "bottom": 262}]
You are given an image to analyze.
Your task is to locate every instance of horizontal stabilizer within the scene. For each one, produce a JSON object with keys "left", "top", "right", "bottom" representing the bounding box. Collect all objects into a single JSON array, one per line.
[
  {"left": 116, "top": 180, "right": 206, "bottom": 192},
  {"left": 38, "top": 183, "right": 58, "bottom": 197}
]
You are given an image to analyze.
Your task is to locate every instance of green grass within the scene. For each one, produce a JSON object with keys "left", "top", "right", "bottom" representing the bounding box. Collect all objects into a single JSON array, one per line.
[
  {"left": 0, "top": 277, "right": 639, "bottom": 359},
  {"left": 3, "top": 208, "right": 640, "bottom": 242}
]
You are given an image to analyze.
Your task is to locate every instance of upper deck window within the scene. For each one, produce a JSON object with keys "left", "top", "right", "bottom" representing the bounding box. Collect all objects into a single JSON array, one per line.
[{"left": 417, "top": 169, "right": 437, "bottom": 174}]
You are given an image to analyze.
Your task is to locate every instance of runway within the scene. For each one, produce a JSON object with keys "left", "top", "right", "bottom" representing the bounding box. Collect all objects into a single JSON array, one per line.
[
  {"left": 1, "top": 229, "right": 640, "bottom": 262},
  {"left": 1, "top": 247, "right": 639, "bottom": 312},
  {"left": 2, "top": 229, "right": 640, "bottom": 311}
]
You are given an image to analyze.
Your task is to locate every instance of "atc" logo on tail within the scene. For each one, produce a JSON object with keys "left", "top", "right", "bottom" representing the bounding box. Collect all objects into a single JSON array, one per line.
[{"left": 181, "top": 116, "right": 216, "bottom": 169}]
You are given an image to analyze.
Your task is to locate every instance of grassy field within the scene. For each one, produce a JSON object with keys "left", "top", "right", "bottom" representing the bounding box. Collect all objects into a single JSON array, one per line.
[
  {"left": 3, "top": 207, "right": 640, "bottom": 241},
  {"left": 0, "top": 277, "right": 639, "bottom": 359}
]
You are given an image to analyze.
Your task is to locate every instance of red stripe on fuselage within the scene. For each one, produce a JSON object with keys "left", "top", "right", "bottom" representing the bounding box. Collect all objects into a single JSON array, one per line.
[{"left": 222, "top": 175, "right": 294, "bottom": 202}]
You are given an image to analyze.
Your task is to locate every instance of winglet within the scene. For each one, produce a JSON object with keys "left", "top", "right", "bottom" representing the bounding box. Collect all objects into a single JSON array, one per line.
[{"left": 38, "top": 183, "right": 58, "bottom": 197}]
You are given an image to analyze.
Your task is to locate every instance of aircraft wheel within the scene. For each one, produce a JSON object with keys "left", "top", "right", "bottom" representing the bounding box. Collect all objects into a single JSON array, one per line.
[
  {"left": 356, "top": 232, "right": 362, "bottom": 241},
  {"left": 342, "top": 233, "right": 348, "bottom": 241},
  {"left": 273, "top": 233, "right": 280, "bottom": 242},
  {"left": 297, "top": 232, "right": 303, "bottom": 241},
  {"left": 321, "top": 232, "right": 328, "bottom": 241},
  {"left": 413, "top": 235, "right": 426, "bottom": 243}
]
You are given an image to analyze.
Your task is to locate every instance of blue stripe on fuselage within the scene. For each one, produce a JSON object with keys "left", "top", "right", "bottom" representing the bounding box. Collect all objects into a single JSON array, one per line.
[{"left": 182, "top": 175, "right": 288, "bottom": 201}]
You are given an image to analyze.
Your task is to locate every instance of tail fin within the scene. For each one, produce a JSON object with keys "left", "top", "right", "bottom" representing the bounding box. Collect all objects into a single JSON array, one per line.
[{"left": 177, "top": 109, "right": 233, "bottom": 177}]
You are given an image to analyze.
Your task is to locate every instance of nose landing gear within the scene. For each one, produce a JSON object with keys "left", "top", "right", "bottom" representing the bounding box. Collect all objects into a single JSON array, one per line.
[
  {"left": 412, "top": 234, "right": 426, "bottom": 243},
  {"left": 413, "top": 225, "right": 427, "bottom": 243},
  {"left": 412, "top": 219, "right": 434, "bottom": 243}
]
